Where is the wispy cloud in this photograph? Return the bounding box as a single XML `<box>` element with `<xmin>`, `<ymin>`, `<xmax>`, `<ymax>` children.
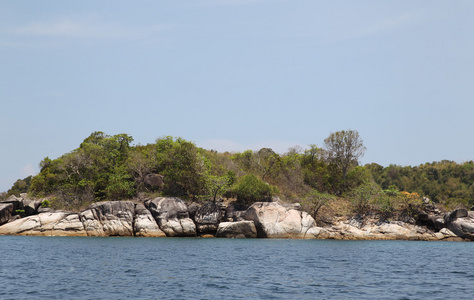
<box><xmin>2</xmin><ymin>16</ymin><xmax>169</xmax><ymax>45</ymax></box>
<box><xmin>318</xmin><ymin>11</ymin><xmax>422</xmax><ymax>45</ymax></box>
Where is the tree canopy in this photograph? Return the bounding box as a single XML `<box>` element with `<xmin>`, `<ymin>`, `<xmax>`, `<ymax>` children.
<box><xmin>4</xmin><ymin>130</ymin><xmax>473</xmax><ymax>214</ymax></box>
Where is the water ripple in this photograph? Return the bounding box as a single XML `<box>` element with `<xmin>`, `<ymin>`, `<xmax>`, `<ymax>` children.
<box><xmin>0</xmin><ymin>237</ymin><xmax>473</xmax><ymax>299</ymax></box>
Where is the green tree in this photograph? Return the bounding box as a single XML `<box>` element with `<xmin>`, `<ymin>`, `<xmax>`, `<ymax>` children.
<box><xmin>232</xmin><ymin>174</ymin><xmax>275</xmax><ymax>204</ymax></box>
<box><xmin>155</xmin><ymin>136</ymin><xmax>205</xmax><ymax>197</ymax></box>
<box><xmin>324</xmin><ymin>130</ymin><xmax>366</xmax><ymax>182</ymax></box>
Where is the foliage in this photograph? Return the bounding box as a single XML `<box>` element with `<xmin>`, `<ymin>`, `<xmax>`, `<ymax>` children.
<box><xmin>9</xmin><ymin>130</ymin><xmax>473</xmax><ymax>215</ymax></box>
<box><xmin>231</xmin><ymin>174</ymin><xmax>275</xmax><ymax>204</ymax></box>
<box><xmin>7</xmin><ymin>176</ymin><xmax>33</xmax><ymax>197</ymax></box>
<box><xmin>40</xmin><ymin>199</ymin><xmax>51</xmax><ymax>208</ymax></box>
<box><xmin>301</xmin><ymin>189</ymin><xmax>337</xmax><ymax>219</ymax></box>
<box><xmin>154</xmin><ymin>136</ymin><xmax>205</xmax><ymax>197</ymax></box>
<box><xmin>367</xmin><ymin>161</ymin><xmax>474</xmax><ymax>207</ymax></box>
<box><xmin>324</xmin><ymin>130</ymin><xmax>366</xmax><ymax>181</ymax></box>
<box><xmin>202</xmin><ymin>173</ymin><xmax>234</xmax><ymax>202</ymax></box>
<box><xmin>348</xmin><ymin>181</ymin><xmax>382</xmax><ymax>214</ymax></box>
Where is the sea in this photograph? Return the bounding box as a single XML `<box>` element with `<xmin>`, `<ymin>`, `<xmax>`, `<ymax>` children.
<box><xmin>0</xmin><ymin>236</ymin><xmax>472</xmax><ymax>299</ymax></box>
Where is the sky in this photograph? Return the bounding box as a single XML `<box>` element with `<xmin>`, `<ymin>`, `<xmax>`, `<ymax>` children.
<box><xmin>1</xmin><ymin>0</ymin><xmax>474</xmax><ymax>192</ymax></box>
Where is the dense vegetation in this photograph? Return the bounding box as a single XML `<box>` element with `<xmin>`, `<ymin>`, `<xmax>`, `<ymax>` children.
<box><xmin>2</xmin><ymin>131</ymin><xmax>473</xmax><ymax>217</ymax></box>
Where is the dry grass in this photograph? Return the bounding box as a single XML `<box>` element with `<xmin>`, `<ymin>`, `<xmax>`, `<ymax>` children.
<box><xmin>314</xmin><ymin>197</ymin><xmax>352</xmax><ymax>225</ymax></box>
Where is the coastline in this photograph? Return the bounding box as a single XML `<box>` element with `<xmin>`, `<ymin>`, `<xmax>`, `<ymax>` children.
<box><xmin>0</xmin><ymin>194</ymin><xmax>472</xmax><ymax>241</ymax></box>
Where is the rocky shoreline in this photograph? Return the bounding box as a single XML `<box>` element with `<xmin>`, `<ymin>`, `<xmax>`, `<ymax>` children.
<box><xmin>0</xmin><ymin>194</ymin><xmax>473</xmax><ymax>241</ymax></box>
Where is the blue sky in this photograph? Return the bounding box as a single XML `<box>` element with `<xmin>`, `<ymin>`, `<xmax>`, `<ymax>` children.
<box><xmin>1</xmin><ymin>0</ymin><xmax>474</xmax><ymax>192</ymax></box>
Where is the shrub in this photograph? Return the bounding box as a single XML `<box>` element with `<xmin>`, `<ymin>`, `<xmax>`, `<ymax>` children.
<box><xmin>40</xmin><ymin>199</ymin><xmax>51</xmax><ymax>208</ymax></box>
<box><xmin>301</xmin><ymin>190</ymin><xmax>337</xmax><ymax>219</ymax></box>
<box><xmin>232</xmin><ymin>174</ymin><xmax>275</xmax><ymax>204</ymax></box>
<box><xmin>348</xmin><ymin>181</ymin><xmax>381</xmax><ymax>214</ymax></box>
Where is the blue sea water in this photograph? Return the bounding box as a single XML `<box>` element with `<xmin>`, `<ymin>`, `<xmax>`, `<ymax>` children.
<box><xmin>0</xmin><ymin>236</ymin><xmax>472</xmax><ymax>299</ymax></box>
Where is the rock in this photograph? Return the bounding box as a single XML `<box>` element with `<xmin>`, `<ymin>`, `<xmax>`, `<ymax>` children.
<box><xmin>37</xmin><ymin>207</ymin><xmax>53</xmax><ymax>213</ymax></box>
<box><xmin>133</xmin><ymin>203</ymin><xmax>166</xmax><ymax>237</ymax></box>
<box><xmin>188</xmin><ymin>203</ymin><xmax>200</xmax><ymax>220</ymax></box>
<box><xmin>216</xmin><ymin>221</ymin><xmax>257</xmax><ymax>238</ymax></box>
<box><xmin>146</xmin><ymin>197</ymin><xmax>196</xmax><ymax>237</ymax></box>
<box><xmin>450</xmin><ymin>209</ymin><xmax>468</xmax><ymax>219</ymax></box>
<box><xmin>328</xmin><ymin>218</ymin><xmax>437</xmax><ymax>241</ymax></box>
<box><xmin>305</xmin><ymin>226</ymin><xmax>331</xmax><ymax>239</ymax></box>
<box><xmin>1</xmin><ymin>195</ymin><xmax>22</xmax><ymax>211</ymax></box>
<box><xmin>446</xmin><ymin>211</ymin><xmax>474</xmax><ymax>240</ymax></box>
<box><xmin>0</xmin><ymin>203</ymin><xmax>14</xmax><ymax>225</ymax></box>
<box><xmin>51</xmin><ymin>213</ymin><xmax>88</xmax><ymax>236</ymax></box>
<box><xmin>79</xmin><ymin>201</ymin><xmax>135</xmax><ymax>236</ymax></box>
<box><xmin>244</xmin><ymin>202</ymin><xmax>321</xmax><ymax>238</ymax></box>
<box><xmin>434</xmin><ymin>218</ymin><xmax>446</xmax><ymax>231</ymax></box>
<box><xmin>144</xmin><ymin>174</ymin><xmax>164</xmax><ymax>189</ymax></box>
<box><xmin>194</xmin><ymin>201</ymin><xmax>223</xmax><ymax>235</ymax></box>
<box><xmin>224</xmin><ymin>202</ymin><xmax>248</xmax><ymax>222</ymax></box>
<box><xmin>22</xmin><ymin>198</ymin><xmax>42</xmax><ymax>216</ymax></box>
<box><xmin>0</xmin><ymin>212</ymin><xmax>86</xmax><ymax>236</ymax></box>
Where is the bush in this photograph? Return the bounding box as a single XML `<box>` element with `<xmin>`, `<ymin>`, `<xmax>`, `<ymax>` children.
<box><xmin>232</xmin><ymin>174</ymin><xmax>275</xmax><ymax>204</ymax></box>
<box><xmin>301</xmin><ymin>190</ymin><xmax>337</xmax><ymax>219</ymax></box>
<box><xmin>40</xmin><ymin>199</ymin><xmax>51</xmax><ymax>208</ymax></box>
<box><xmin>348</xmin><ymin>181</ymin><xmax>381</xmax><ymax>214</ymax></box>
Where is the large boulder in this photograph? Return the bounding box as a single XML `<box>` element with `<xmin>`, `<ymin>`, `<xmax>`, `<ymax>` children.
<box><xmin>1</xmin><ymin>195</ymin><xmax>22</xmax><ymax>211</ymax></box>
<box><xmin>146</xmin><ymin>197</ymin><xmax>196</xmax><ymax>237</ymax></box>
<box><xmin>22</xmin><ymin>198</ymin><xmax>42</xmax><ymax>216</ymax></box>
<box><xmin>445</xmin><ymin>209</ymin><xmax>474</xmax><ymax>240</ymax></box>
<box><xmin>244</xmin><ymin>202</ymin><xmax>322</xmax><ymax>238</ymax></box>
<box><xmin>216</xmin><ymin>221</ymin><xmax>257</xmax><ymax>238</ymax></box>
<box><xmin>194</xmin><ymin>201</ymin><xmax>224</xmax><ymax>235</ymax></box>
<box><xmin>133</xmin><ymin>203</ymin><xmax>166</xmax><ymax>237</ymax></box>
<box><xmin>0</xmin><ymin>203</ymin><xmax>14</xmax><ymax>225</ymax></box>
<box><xmin>0</xmin><ymin>212</ymin><xmax>87</xmax><ymax>236</ymax></box>
<box><xmin>79</xmin><ymin>201</ymin><xmax>135</xmax><ymax>236</ymax></box>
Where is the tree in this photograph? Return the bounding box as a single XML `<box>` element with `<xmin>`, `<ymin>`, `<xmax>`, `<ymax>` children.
<box><xmin>232</xmin><ymin>174</ymin><xmax>275</xmax><ymax>204</ymax></box>
<box><xmin>154</xmin><ymin>136</ymin><xmax>204</xmax><ymax>197</ymax></box>
<box><xmin>324</xmin><ymin>130</ymin><xmax>366</xmax><ymax>180</ymax></box>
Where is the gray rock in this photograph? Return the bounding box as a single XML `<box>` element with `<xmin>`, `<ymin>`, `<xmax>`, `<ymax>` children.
<box><xmin>133</xmin><ymin>203</ymin><xmax>166</xmax><ymax>237</ymax></box>
<box><xmin>146</xmin><ymin>197</ymin><xmax>196</xmax><ymax>237</ymax></box>
<box><xmin>434</xmin><ymin>218</ymin><xmax>446</xmax><ymax>230</ymax></box>
<box><xmin>446</xmin><ymin>211</ymin><xmax>474</xmax><ymax>240</ymax></box>
<box><xmin>144</xmin><ymin>174</ymin><xmax>164</xmax><ymax>189</ymax></box>
<box><xmin>194</xmin><ymin>201</ymin><xmax>223</xmax><ymax>235</ymax></box>
<box><xmin>188</xmin><ymin>203</ymin><xmax>200</xmax><ymax>220</ymax></box>
<box><xmin>450</xmin><ymin>209</ymin><xmax>468</xmax><ymax>219</ymax></box>
<box><xmin>79</xmin><ymin>201</ymin><xmax>135</xmax><ymax>236</ymax></box>
<box><xmin>216</xmin><ymin>221</ymin><xmax>257</xmax><ymax>238</ymax></box>
<box><xmin>22</xmin><ymin>199</ymin><xmax>42</xmax><ymax>216</ymax></box>
<box><xmin>1</xmin><ymin>195</ymin><xmax>22</xmax><ymax>211</ymax></box>
<box><xmin>0</xmin><ymin>203</ymin><xmax>14</xmax><ymax>225</ymax></box>
<box><xmin>224</xmin><ymin>203</ymin><xmax>248</xmax><ymax>222</ymax></box>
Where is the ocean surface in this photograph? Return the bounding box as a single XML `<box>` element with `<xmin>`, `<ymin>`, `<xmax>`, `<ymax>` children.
<box><xmin>0</xmin><ymin>236</ymin><xmax>472</xmax><ymax>299</ymax></box>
